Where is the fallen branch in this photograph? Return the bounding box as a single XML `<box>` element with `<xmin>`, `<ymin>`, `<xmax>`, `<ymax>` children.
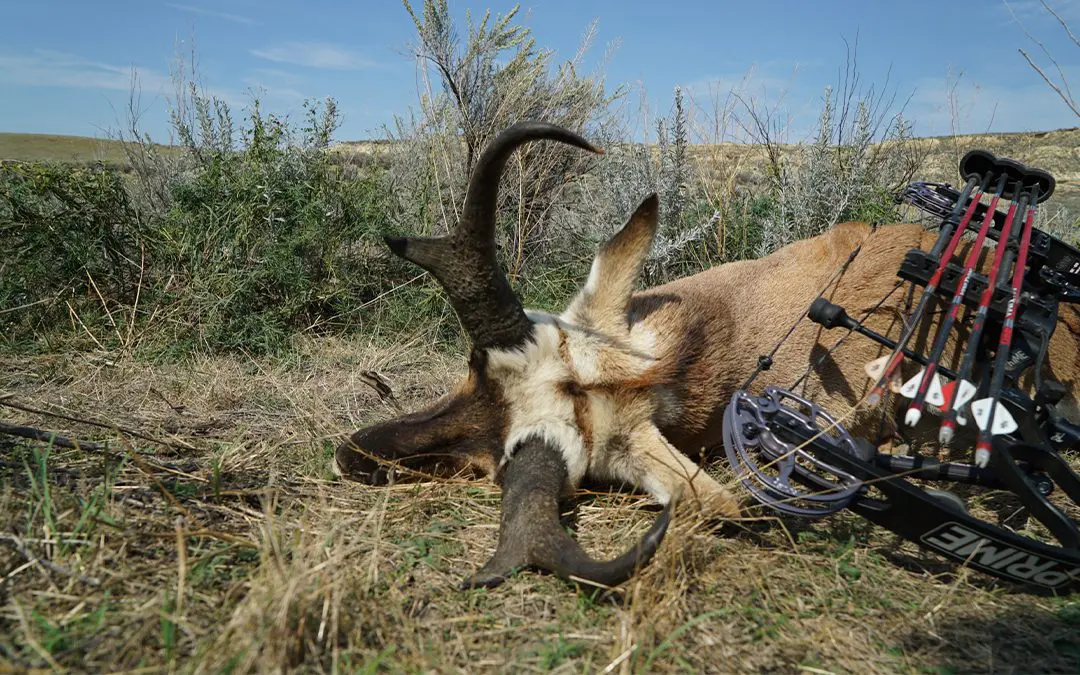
<box><xmin>0</xmin><ymin>421</ymin><xmax>103</xmax><ymax>451</ymax></box>
<box><xmin>0</xmin><ymin>397</ymin><xmax>196</xmax><ymax>451</ymax></box>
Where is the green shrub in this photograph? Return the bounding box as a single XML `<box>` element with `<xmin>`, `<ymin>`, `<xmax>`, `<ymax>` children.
<box><xmin>386</xmin><ymin>0</ymin><xmax>623</xmax><ymax>321</ymax></box>
<box><xmin>1</xmin><ymin>96</ymin><xmax>399</xmax><ymax>356</ymax></box>
<box><xmin>0</xmin><ymin>162</ymin><xmax>144</xmax><ymax>350</ymax></box>
<box><xmin>151</xmin><ymin>98</ymin><xmax>396</xmax><ymax>354</ymax></box>
<box><xmin>748</xmin><ymin>83</ymin><xmax>926</xmax><ymax>257</ymax></box>
<box><xmin>0</xmin><ymin>18</ymin><xmax>934</xmax><ymax>359</ymax></box>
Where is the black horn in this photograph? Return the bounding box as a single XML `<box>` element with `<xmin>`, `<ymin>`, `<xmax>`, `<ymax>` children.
<box><xmin>460</xmin><ymin>435</ymin><xmax>673</xmax><ymax>590</ymax></box>
<box><xmin>384</xmin><ymin>121</ymin><xmax>603</xmax><ymax>352</ymax></box>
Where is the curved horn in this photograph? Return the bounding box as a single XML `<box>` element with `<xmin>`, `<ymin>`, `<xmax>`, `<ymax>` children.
<box><xmin>385</xmin><ymin>122</ymin><xmax>604</xmax><ymax>352</ymax></box>
<box><xmin>460</xmin><ymin>435</ymin><xmax>672</xmax><ymax>590</ymax></box>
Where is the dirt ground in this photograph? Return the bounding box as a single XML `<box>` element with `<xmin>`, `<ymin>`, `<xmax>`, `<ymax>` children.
<box><xmin>1</xmin><ymin>337</ymin><xmax>1078</xmax><ymax>674</ymax></box>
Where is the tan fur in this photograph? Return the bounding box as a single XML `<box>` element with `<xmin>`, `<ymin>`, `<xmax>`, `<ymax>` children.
<box><xmin>339</xmin><ymin>213</ymin><xmax>1080</xmax><ymax>522</ymax></box>
<box><xmin>634</xmin><ymin>221</ymin><xmax>1079</xmax><ymax>456</ymax></box>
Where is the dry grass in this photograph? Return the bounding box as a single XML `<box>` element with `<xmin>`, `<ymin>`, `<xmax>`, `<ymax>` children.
<box><xmin>1</xmin><ymin>337</ymin><xmax>1079</xmax><ymax>674</ymax></box>
<box><xmin>673</xmin><ymin>126</ymin><xmax>1080</xmax><ymax>218</ymax></box>
<box><xmin>0</xmin><ymin>133</ymin><xmax>180</xmax><ymax>169</ymax></box>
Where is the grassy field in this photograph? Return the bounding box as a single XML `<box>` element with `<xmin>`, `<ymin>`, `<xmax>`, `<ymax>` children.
<box><xmin>0</xmin><ymin>133</ymin><xmax>147</xmax><ymax>167</ymax></box>
<box><xmin>2</xmin><ymin>127</ymin><xmax>1079</xmax><ymax>673</ymax></box>
<box><xmin>1</xmin><ymin>334</ymin><xmax>1078</xmax><ymax>674</ymax></box>
<box><xmin>5</xmin><ymin>127</ymin><xmax>1079</xmax><ymax>212</ymax></box>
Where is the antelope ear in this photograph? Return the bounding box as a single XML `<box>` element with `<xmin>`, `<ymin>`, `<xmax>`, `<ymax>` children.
<box><xmin>564</xmin><ymin>193</ymin><xmax>659</xmax><ymax>335</ymax></box>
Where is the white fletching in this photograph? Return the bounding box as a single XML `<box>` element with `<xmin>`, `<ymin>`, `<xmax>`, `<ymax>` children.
<box><xmin>970</xmin><ymin>398</ymin><xmax>1018</xmax><ymax>435</ymax></box>
<box><xmin>938</xmin><ymin>425</ymin><xmax>954</xmax><ymax>445</ymax></box>
<box><xmin>954</xmin><ymin>380</ymin><xmax>978</xmax><ymax>409</ymax></box>
<box><xmin>864</xmin><ymin>355</ymin><xmax>903</xmax><ymax>393</ymax></box>
<box><xmin>900</xmin><ymin>370</ymin><xmax>946</xmax><ymax>407</ymax></box>
<box><xmin>864</xmin><ymin>355</ymin><xmax>888</xmax><ymax>380</ymax></box>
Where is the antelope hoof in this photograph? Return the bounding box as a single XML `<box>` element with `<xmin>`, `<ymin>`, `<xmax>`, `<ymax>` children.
<box><xmin>676</xmin><ymin>486</ymin><xmax>741</xmax><ymax>520</ymax></box>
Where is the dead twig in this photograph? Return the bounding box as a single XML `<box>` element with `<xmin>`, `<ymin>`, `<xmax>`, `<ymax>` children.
<box><xmin>0</xmin><ymin>534</ymin><xmax>102</xmax><ymax>587</ymax></box>
<box><xmin>175</xmin><ymin>517</ymin><xmax>188</xmax><ymax>617</ymax></box>
<box><xmin>359</xmin><ymin>370</ymin><xmax>401</xmax><ymax>412</ymax></box>
<box><xmin>0</xmin><ymin>422</ymin><xmax>104</xmax><ymax>451</ymax></box>
<box><xmin>149</xmin><ymin>387</ymin><xmax>186</xmax><ymax>414</ymax></box>
<box><xmin>0</xmin><ymin>397</ymin><xmax>196</xmax><ymax>451</ymax></box>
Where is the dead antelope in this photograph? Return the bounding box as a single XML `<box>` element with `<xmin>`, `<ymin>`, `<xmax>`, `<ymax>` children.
<box><xmin>335</xmin><ymin>122</ymin><xmax>1080</xmax><ymax>589</ymax></box>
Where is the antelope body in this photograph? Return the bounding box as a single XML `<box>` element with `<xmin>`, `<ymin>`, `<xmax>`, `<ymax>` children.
<box><xmin>335</xmin><ymin>122</ymin><xmax>1080</xmax><ymax>589</ymax></box>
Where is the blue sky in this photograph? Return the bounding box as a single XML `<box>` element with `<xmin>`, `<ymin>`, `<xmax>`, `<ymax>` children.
<box><xmin>2</xmin><ymin>0</ymin><xmax>1080</xmax><ymax>143</ymax></box>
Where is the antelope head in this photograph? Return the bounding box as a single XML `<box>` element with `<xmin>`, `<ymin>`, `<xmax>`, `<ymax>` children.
<box><xmin>335</xmin><ymin>122</ymin><xmax>737</xmax><ymax>589</ymax></box>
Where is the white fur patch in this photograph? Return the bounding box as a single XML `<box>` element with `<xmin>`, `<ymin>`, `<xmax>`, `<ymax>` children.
<box><xmin>628</xmin><ymin>321</ymin><xmax>656</xmax><ymax>357</ymax></box>
<box><xmin>583</xmin><ymin>257</ymin><xmax>602</xmax><ymax>296</ymax></box>
<box><xmin>554</xmin><ymin>311</ymin><xmax>656</xmax><ymax>385</ymax></box>
<box><xmin>486</xmin><ymin>316</ymin><xmax>562</xmax><ymax>372</ymax></box>
<box><xmin>637</xmin><ymin>472</ymin><xmax>673</xmax><ymax>505</ymax></box>
<box><xmin>558</xmin><ymin>321</ymin><xmax>605</xmax><ymax>383</ymax></box>
<box><xmin>488</xmin><ymin>320</ymin><xmax>589</xmax><ymax>488</ymax></box>
<box><xmin>486</xmin><ymin>307</ymin><xmax>665</xmax><ymax>494</ymax></box>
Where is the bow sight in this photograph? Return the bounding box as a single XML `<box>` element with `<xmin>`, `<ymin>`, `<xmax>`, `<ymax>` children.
<box><xmin>723</xmin><ymin>149</ymin><xmax>1080</xmax><ymax>593</ymax></box>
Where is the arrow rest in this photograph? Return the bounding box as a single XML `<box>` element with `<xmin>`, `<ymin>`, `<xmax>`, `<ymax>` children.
<box><xmin>724</xmin><ymin>149</ymin><xmax>1080</xmax><ymax>594</ymax></box>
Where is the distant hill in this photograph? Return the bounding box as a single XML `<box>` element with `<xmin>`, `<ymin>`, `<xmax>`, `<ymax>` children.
<box><xmin>4</xmin><ymin>128</ymin><xmax>1079</xmax><ymax>216</ymax></box>
<box><xmin>0</xmin><ymin>132</ymin><xmax>151</xmax><ymax>167</ymax></box>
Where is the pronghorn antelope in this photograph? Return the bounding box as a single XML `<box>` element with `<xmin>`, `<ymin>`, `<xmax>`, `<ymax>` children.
<box><xmin>334</xmin><ymin>122</ymin><xmax>1080</xmax><ymax>589</ymax></box>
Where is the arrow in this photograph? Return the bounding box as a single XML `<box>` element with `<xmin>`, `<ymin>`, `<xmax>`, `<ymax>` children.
<box><xmin>864</xmin><ymin>355</ymin><xmax>902</xmax><ymax>393</ymax></box>
<box><xmin>902</xmin><ymin>172</ymin><xmax>1010</xmax><ymax>427</ymax></box>
<box><xmin>970</xmin><ymin>397</ymin><xmax>1019</xmax><ymax>435</ymax></box>
<box><xmin>866</xmin><ymin>172</ymin><xmax>991</xmax><ymax>407</ymax></box>
<box><xmin>939</xmin><ymin>189</ymin><xmax>1029</xmax><ymax>444</ymax></box>
<box><xmin>972</xmin><ymin>182</ymin><xmax>1041</xmax><ymax>467</ymax></box>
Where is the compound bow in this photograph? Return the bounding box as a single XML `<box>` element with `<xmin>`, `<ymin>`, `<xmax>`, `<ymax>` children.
<box><xmin>723</xmin><ymin>150</ymin><xmax>1080</xmax><ymax>594</ymax></box>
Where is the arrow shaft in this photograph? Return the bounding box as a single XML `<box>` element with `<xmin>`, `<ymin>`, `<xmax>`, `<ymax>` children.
<box><xmin>940</xmin><ymin>196</ymin><xmax>1027</xmax><ymax>434</ymax></box>
<box><xmin>906</xmin><ymin>178</ymin><xmax>1007</xmax><ymax>415</ymax></box>
<box><xmin>975</xmin><ymin>187</ymin><xmax>1039</xmax><ymax>454</ymax></box>
<box><xmin>868</xmin><ymin>176</ymin><xmax>989</xmax><ymax>403</ymax></box>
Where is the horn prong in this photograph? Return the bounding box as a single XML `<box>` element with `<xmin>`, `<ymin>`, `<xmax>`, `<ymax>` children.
<box><xmin>382</xmin><ymin>234</ymin><xmax>413</xmax><ymax>259</ymax></box>
<box><xmin>383</xmin><ymin>235</ymin><xmax>454</xmax><ymax>274</ymax></box>
<box><xmin>383</xmin><ymin>122</ymin><xmax>603</xmax><ymax>352</ymax></box>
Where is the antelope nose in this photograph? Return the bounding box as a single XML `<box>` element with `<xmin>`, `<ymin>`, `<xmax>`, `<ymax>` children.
<box><xmin>334</xmin><ymin>442</ymin><xmax>387</xmax><ymax>484</ymax></box>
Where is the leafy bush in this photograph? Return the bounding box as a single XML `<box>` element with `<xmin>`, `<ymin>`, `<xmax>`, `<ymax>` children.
<box><xmin>0</xmin><ymin>7</ymin><xmax>933</xmax><ymax>359</ymax></box>
<box><xmin>1</xmin><ymin>95</ymin><xmax>396</xmax><ymax>356</ymax></box>
<box><xmin>151</xmin><ymin>97</ymin><xmax>395</xmax><ymax>354</ymax></box>
<box><xmin>744</xmin><ymin>76</ymin><xmax>926</xmax><ymax>257</ymax></box>
<box><xmin>385</xmin><ymin>0</ymin><xmax>623</xmax><ymax>314</ymax></box>
<box><xmin>0</xmin><ymin>162</ymin><xmax>143</xmax><ymax>349</ymax></box>
<box><xmin>584</xmin><ymin>86</ymin><xmax>741</xmax><ymax>286</ymax></box>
